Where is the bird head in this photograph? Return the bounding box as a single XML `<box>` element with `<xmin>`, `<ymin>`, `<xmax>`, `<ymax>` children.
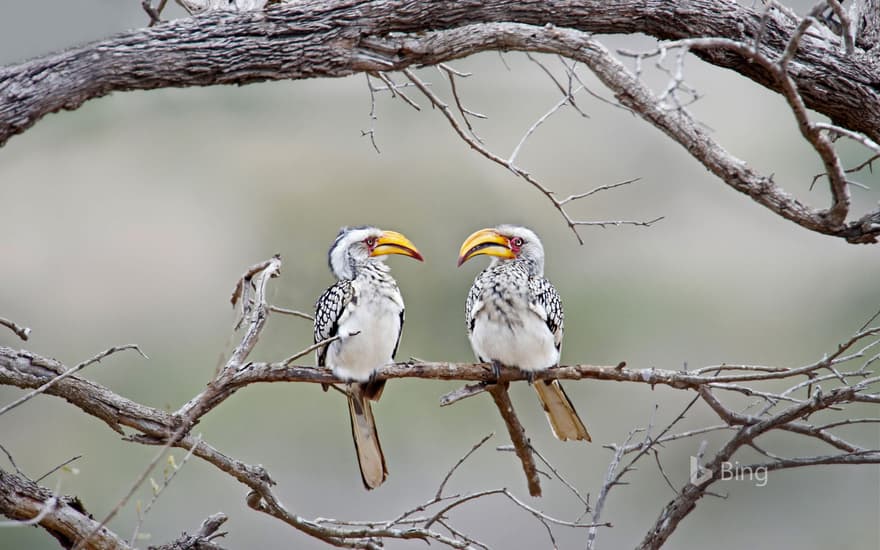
<box><xmin>328</xmin><ymin>226</ymin><xmax>423</xmax><ymax>280</ymax></box>
<box><xmin>457</xmin><ymin>224</ymin><xmax>544</xmax><ymax>275</ymax></box>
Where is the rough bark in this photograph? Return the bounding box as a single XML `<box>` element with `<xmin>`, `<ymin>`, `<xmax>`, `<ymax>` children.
<box><xmin>0</xmin><ymin>468</ymin><xmax>132</xmax><ymax>550</ymax></box>
<box><xmin>1</xmin><ymin>0</ymin><xmax>879</xmax><ymax>146</ymax></box>
<box><xmin>1</xmin><ymin>254</ymin><xmax>879</xmax><ymax>549</ymax></box>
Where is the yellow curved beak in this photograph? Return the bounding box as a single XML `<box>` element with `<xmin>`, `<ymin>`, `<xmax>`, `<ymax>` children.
<box><xmin>457</xmin><ymin>228</ymin><xmax>513</xmax><ymax>266</ymax></box>
<box><xmin>371</xmin><ymin>230</ymin><xmax>424</xmax><ymax>261</ymax></box>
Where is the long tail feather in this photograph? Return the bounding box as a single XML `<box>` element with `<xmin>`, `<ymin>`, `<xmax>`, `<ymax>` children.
<box><xmin>533</xmin><ymin>379</ymin><xmax>591</xmax><ymax>442</ymax></box>
<box><xmin>348</xmin><ymin>384</ymin><xmax>389</xmax><ymax>489</ymax></box>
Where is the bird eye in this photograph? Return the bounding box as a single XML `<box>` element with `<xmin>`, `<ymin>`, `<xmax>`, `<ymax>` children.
<box><xmin>365</xmin><ymin>237</ymin><xmax>376</xmax><ymax>247</ymax></box>
<box><xmin>511</xmin><ymin>237</ymin><xmax>524</xmax><ymax>247</ymax></box>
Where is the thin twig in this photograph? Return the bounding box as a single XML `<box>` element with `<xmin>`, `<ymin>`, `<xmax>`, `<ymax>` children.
<box><xmin>362</xmin><ymin>73</ymin><xmax>381</xmax><ymax>154</ymax></box>
<box><xmin>283</xmin><ymin>334</ymin><xmax>350</xmax><ymax>366</ymax></box>
<box><xmin>435</xmin><ymin>433</ymin><xmax>494</xmax><ymax>499</ymax></box>
<box><xmin>509</xmin><ymin>89</ymin><xmax>580</xmax><ymax>165</ymax></box>
<box><xmin>525</xmin><ymin>52</ymin><xmax>589</xmax><ymax>117</ymax></box>
<box><xmin>130</xmin><ymin>435</ymin><xmax>203</xmax><ymax>544</ymax></box>
<box><xmin>0</xmin><ymin>443</ymin><xmax>25</xmax><ymax>478</ymax></box>
<box><xmin>376</xmin><ymin>72</ymin><xmax>421</xmax><ymax>111</ymax></box>
<box><xmin>557</xmin><ymin>177</ymin><xmax>642</xmax><ymax>205</ymax></box>
<box><xmin>586</xmin><ymin>428</ymin><xmax>640</xmax><ymax>550</ymax></box>
<box><xmin>0</xmin><ymin>344</ymin><xmax>147</xmax><ymax>417</ymax></box>
<box><xmin>824</xmin><ymin>0</ymin><xmax>854</xmax><ymax>55</ymax></box>
<box><xmin>530</xmin><ymin>445</ymin><xmax>591</xmax><ymax>514</ymax></box>
<box><xmin>141</xmin><ymin>0</ymin><xmax>168</xmax><ymax>27</ymax></box>
<box><xmin>0</xmin><ymin>317</ymin><xmax>30</xmax><ymax>341</ymax></box>
<box><xmin>268</xmin><ymin>305</ymin><xmax>314</xmax><ymax>321</ymax></box>
<box><xmin>403</xmin><ymin>67</ymin><xmax>659</xmax><ymax>244</ymax></box>
<box><xmin>438</xmin><ymin>63</ymin><xmax>486</xmax><ymax>144</ymax></box>
<box><xmin>34</xmin><ymin>455</ymin><xmax>82</xmax><ymax>484</ymax></box>
<box><xmin>71</xmin><ymin>423</ymin><xmax>196</xmax><ymax>550</ymax></box>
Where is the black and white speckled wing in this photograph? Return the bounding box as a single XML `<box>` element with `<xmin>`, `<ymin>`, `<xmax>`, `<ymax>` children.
<box><xmin>465</xmin><ymin>272</ymin><xmax>486</xmax><ymax>335</ymax></box>
<box><xmin>391</xmin><ymin>308</ymin><xmax>405</xmax><ymax>360</ymax></box>
<box><xmin>528</xmin><ymin>276</ymin><xmax>564</xmax><ymax>351</ymax></box>
<box><xmin>314</xmin><ymin>279</ymin><xmax>355</xmax><ymax>367</ymax></box>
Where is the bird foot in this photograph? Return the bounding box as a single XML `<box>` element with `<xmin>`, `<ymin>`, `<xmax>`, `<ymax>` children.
<box><xmin>491</xmin><ymin>360</ymin><xmax>503</xmax><ymax>384</ymax></box>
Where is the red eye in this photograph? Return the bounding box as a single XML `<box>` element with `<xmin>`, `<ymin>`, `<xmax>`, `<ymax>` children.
<box><xmin>365</xmin><ymin>237</ymin><xmax>376</xmax><ymax>247</ymax></box>
<box><xmin>511</xmin><ymin>237</ymin><xmax>524</xmax><ymax>247</ymax></box>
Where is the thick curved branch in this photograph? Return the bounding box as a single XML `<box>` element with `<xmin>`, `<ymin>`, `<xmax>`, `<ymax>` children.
<box><xmin>637</xmin><ymin>382</ymin><xmax>880</xmax><ymax>549</ymax></box>
<box><xmin>2</xmin><ymin>0</ymin><xmax>878</xmax><ymax>145</ymax></box>
<box><xmin>0</xmin><ymin>468</ymin><xmax>132</xmax><ymax>550</ymax></box>
<box><xmin>3</xmin><ymin>2</ymin><xmax>877</xmax><ymax>243</ymax></box>
<box><xmin>2</xmin><ymin>257</ymin><xmax>877</xmax><ymax>548</ymax></box>
<box><xmin>0</xmin><ymin>468</ymin><xmax>229</xmax><ymax>550</ymax></box>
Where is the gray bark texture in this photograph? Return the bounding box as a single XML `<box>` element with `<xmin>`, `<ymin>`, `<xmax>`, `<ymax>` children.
<box><xmin>0</xmin><ymin>468</ymin><xmax>132</xmax><ymax>550</ymax></box>
<box><xmin>1</xmin><ymin>0</ymin><xmax>878</xmax><ymax>145</ymax></box>
<box><xmin>2</xmin><ymin>1</ymin><xmax>879</xmax><ymax>244</ymax></box>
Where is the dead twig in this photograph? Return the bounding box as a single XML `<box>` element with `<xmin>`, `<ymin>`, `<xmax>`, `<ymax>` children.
<box><xmin>0</xmin><ymin>344</ymin><xmax>147</xmax><ymax>417</ymax></box>
<box><xmin>0</xmin><ymin>317</ymin><xmax>30</xmax><ymax>341</ymax></box>
<box><xmin>486</xmin><ymin>383</ymin><xmax>542</xmax><ymax>497</ymax></box>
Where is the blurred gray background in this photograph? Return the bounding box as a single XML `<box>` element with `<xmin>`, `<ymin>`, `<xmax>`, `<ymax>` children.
<box><xmin>1</xmin><ymin>2</ymin><xmax>878</xmax><ymax>549</ymax></box>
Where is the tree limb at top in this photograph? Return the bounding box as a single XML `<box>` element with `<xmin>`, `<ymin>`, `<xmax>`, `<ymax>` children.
<box><xmin>1</xmin><ymin>0</ymin><xmax>879</xmax><ymax>147</ymax></box>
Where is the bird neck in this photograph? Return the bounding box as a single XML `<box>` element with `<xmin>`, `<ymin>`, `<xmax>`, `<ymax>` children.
<box><xmin>491</xmin><ymin>256</ymin><xmax>543</xmax><ymax>278</ymax></box>
<box><xmin>350</xmin><ymin>258</ymin><xmax>392</xmax><ymax>281</ymax></box>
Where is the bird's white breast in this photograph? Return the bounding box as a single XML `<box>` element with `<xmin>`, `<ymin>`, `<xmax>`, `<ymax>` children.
<box><xmin>326</xmin><ymin>281</ymin><xmax>403</xmax><ymax>381</ymax></box>
<box><xmin>469</xmin><ymin>296</ymin><xmax>558</xmax><ymax>372</ymax></box>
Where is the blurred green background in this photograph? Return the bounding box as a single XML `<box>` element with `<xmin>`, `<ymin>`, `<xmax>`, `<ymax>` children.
<box><xmin>1</xmin><ymin>2</ymin><xmax>878</xmax><ymax>549</ymax></box>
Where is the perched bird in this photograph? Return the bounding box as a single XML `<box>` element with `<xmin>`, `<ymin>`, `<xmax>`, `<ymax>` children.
<box><xmin>457</xmin><ymin>225</ymin><xmax>591</xmax><ymax>442</ymax></box>
<box><xmin>314</xmin><ymin>226</ymin><xmax>423</xmax><ymax>489</ymax></box>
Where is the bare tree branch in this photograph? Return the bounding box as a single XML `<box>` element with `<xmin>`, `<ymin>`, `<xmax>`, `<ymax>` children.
<box><xmin>2</xmin><ymin>1</ymin><xmax>877</xmax><ymax>145</ymax></box>
<box><xmin>3</xmin><ymin>2</ymin><xmax>879</xmax><ymax>242</ymax></box>
<box><xmin>0</xmin><ymin>468</ymin><xmax>133</xmax><ymax>549</ymax></box>
<box><xmin>0</xmin><ymin>317</ymin><xmax>30</xmax><ymax>341</ymax></box>
<box><xmin>0</xmin><ymin>344</ymin><xmax>147</xmax><ymax>417</ymax></box>
<box><xmin>486</xmin><ymin>383</ymin><xmax>542</xmax><ymax>497</ymax></box>
<box><xmin>148</xmin><ymin>512</ymin><xmax>229</xmax><ymax>550</ymax></box>
<box><xmin>1</xmin><ymin>256</ymin><xmax>877</xmax><ymax>549</ymax></box>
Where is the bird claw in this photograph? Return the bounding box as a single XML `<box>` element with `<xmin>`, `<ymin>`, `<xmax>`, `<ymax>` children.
<box><xmin>491</xmin><ymin>360</ymin><xmax>503</xmax><ymax>383</ymax></box>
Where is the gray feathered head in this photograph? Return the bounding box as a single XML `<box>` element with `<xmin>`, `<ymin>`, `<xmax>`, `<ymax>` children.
<box><xmin>457</xmin><ymin>224</ymin><xmax>545</xmax><ymax>277</ymax></box>
<box><xmin>328</xmin><ymin>226</ymin><xmax>423</xmax><ymax>280</ymax></box>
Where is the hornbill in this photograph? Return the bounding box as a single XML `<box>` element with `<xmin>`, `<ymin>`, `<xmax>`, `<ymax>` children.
<box><xmin>314</xmin><ymin>226</ymin><xmax>423</xmax><ymax>489</ymax></box>
<box><xmin>458</xmin><ymin>225</ymin><xmax>591</xmax><ymax>442</ymax></box>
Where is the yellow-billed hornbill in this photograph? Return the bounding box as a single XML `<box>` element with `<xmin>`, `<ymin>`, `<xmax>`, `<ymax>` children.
<box><xmin>314</xmin><ymin>226</ymin><xmax>423</xmax><ymax>489</ymax></box>
<box><xmin>458</xmin><ymin>225</ymin><xmax>591</xmax><ymax>442</ymax></box>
